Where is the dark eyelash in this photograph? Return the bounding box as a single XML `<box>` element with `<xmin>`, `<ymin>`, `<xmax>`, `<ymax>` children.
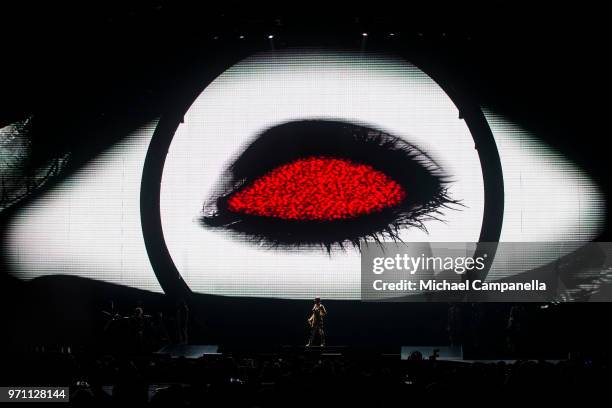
<box><xmin>199</xmin><ymin>120</ymin><xmax>460</xmax><ymax>252</ymax></box>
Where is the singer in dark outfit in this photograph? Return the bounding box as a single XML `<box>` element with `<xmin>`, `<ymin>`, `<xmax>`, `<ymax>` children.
<box><xmin>306</xmin><ymin>297</ymin><xmax>327</xmax><ymax>347</ymax></box>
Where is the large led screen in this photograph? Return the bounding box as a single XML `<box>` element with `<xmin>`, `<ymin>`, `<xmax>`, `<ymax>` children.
<box><xmin>2</xmin><ymin>49</ymin><xmax>605</xmax><ymax>299</ymax></box>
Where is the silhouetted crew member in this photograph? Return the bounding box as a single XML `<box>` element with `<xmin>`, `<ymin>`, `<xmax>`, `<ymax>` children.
<box><xmin>176</xmin><ymin>299</ymin><xmax>190</xmax><ymax>345</ymax></box>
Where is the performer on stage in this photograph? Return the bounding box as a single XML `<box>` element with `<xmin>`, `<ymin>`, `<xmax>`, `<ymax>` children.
<box><xmin>306</xmin><ymin>297</ymin><xmax>327</xmax><ymax>347</ymax></box>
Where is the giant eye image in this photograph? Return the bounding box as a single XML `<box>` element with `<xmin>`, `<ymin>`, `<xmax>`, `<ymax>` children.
<box><xmin>2</xmin><ymin>48</ymin><xmax>604</xmax><ymax>300</ymax></box>
<box><xmin>199</xmin><ymin>120</ymin><xmax>451</xmax><ymax>250</ymax></box>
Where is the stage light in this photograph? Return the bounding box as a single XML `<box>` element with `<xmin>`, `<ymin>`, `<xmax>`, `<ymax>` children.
<box><xmin>362</xmin><ymin>32</ymin><xmax>368</xmax><ymax>37</ymax></box>
<box><xmin>268</xmin><ymin>34</ymin><xmax>274</xmax><ymax>39</ymax></box>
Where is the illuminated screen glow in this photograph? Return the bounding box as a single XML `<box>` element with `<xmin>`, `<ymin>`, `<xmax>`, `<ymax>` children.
<box><xmin>160</xmin><ymin>50</ymin><xmax>485</xmax><ymax>298</ymax></box>
<box><xmin>1</xmin><ymin>49</ymin><xmax>605</xmax><ymax>299</ymax></box>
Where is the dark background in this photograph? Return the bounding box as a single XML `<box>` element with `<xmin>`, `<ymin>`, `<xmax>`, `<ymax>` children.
<box><xmin>0</xmin><ymin>3</ymin><xmax>610</xmax><ymax>358</ymax></box>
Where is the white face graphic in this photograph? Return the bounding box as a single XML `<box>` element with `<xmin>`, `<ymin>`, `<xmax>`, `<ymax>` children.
<box><xmin>2</xmin><ymin>49</ymin><xmax>605</xmax><ymax>298</ymax></box>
